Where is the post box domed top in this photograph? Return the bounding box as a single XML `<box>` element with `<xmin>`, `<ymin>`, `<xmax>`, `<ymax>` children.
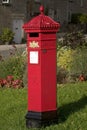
<box><xmin>23</xmin><ymin>6</ymin><xmax>60</xmax><ymax>33</ymax></box>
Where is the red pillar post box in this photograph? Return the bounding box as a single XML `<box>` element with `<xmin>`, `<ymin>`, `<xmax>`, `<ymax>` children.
<box><xmin>23</xmin><ymin>6</ymin><xmax>60</xmax><ymax>128</ymax></box>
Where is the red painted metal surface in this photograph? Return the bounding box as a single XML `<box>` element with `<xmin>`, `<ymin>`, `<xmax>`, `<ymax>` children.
<box><xmin>23</xmin><ymin>6</ymin><xmax>60</xmax><ymax>112</ymax></box>
<box><xmin>23</xmin><ymin>6</ymin><xmax>60</xmax><ymax>33</ymax></box>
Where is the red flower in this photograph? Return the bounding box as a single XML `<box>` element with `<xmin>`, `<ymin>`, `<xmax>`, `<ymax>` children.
<box><xmin>79</xmin><ymin>74</ymin><xmax>85</xmax><ymax>81</ymax></box>
<box><xmin>12</xmin><ymin>79</ymin><xmax>23</xmax><ymax>88</ymax></box>
<box><xmin>0</xmin><ymin>75</ymin><xmax>23</xmax><ymax>88</ymax></box>
<box><xmin>2</xmin><ymin>79</ymin><xmax>7</xmax><ymax>85</ymax></box>
<box><xmin>7</xmin><ymin>75</ymin><xmax>14</xmax><ymax>82</ymax></box>
<box><xmin>0</xmin><ymin>79</ymin><xmax>7</xmax><ymax>87</ymax></box>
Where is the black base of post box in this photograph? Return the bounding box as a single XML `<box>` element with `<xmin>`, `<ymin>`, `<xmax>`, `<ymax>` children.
<box><xmin>25</xmin><ymin>110</ymin><xmax>58</xmax><ymax>128</ymax></box>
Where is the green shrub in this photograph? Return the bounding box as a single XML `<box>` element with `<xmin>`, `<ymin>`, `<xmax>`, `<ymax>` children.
<box><xmin>70</xmin><ymin>46</ymin><xmax>87</xmax><ymax>77</ymax></box>
<box><xmin>71</xmin><ymin>13</ymin><xmax>86</xmax><ymax>24</ymax></box>
<box><xmin>57</xmin><ymin>46</ymin><xmax>76</xmax><ymax>83</ymax></box>
<box><xmin>78</xmin><ymin>14</ymin><xmax>87</xmax><ymax>24</ymax></box>
<box><xmin>57</xmin><ymin>30</ymin><xmax>86</xmax><ymax>49</ymax></box>
<box><xmin>22</xmin><ymin>65</ymin><xmax>27</xmax><ymax>87</ymax></box>
<box><xmin>0</xmin><ymin>28</ymin><xmax>14</xmax><ymax>44</ymax></box>
<box><xmin>57</xmin><ymin>45</ymin><xmax>87</xmax><ymax>83</ymax></box>
<box><xmin>0</xmin><ymin>46</ymin><xmax>27</xmax><ymax>87</ymax></box>
<box><xmin>57</xmin><ymin>46</ymin><xmax>74</xmax><ymax>73</ymax></box>
<box><xmin>57</xmin><ymin>66</ymin><xmax>68</xmax><ymax>84</ymax></box>
<box><xmin>0</xmin><ymin>53</ymin><xmax>26</xmax><ymax>80</ymax></box>
<box><xmin>71</xmin><ymin>13</ymin><xmax>82</xmax><ymax>24</ymax></box>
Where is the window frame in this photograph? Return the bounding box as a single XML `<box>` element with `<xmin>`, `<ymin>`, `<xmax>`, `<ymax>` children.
<box><xmin>80</xmin><ymin>0</ymin><xmax>83</xmax><ymax>7</ymax></box>
<box><xmin>2</xmin><ymin>0</ymin><xmax>9</xmax><ymax>4</ymax></box>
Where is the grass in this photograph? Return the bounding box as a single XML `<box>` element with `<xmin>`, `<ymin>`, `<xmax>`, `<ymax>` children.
<box><xmin>0</xmin><ymin>82</ymin><xmax>87</xmax><ymax>130</ymax></box>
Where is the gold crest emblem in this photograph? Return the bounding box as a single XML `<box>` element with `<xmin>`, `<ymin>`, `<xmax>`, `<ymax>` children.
<box><xmin>29</xmin><ymin>41</ymin><xmax>39</xmax><ymax>48</ymax></box>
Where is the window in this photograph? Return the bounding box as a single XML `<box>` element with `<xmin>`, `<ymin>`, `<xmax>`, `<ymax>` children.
<box><xmin>56</xmin><ymin>9</ymin><xmax>60</xmax><ymax>22</ymax></box>
<box><xmin>48</xmin><ymin>9</ymin><xmax>55</xmax><ymax>19</ymax></box>
<box><xmin>80</xmin><ymin>0</ymin><xmax>83</xmax><ymax>7</ymax></box>
<box><xmin>2</xmin><ymin>0</ymin><xmax>9</xmax><ymax>4</ymax></box>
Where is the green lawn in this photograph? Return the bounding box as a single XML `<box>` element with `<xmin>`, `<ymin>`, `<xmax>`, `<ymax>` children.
<box><xmin>0</xmin><ymin>82</ymin><xmax>87</xmax><ymax>130</ymax></box>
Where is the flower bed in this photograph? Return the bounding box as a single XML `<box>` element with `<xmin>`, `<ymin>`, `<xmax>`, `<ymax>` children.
<box><xmin>0</xmin><ymin>75</ymin><xmax>23</xmax><ymax>89</ymax></box>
